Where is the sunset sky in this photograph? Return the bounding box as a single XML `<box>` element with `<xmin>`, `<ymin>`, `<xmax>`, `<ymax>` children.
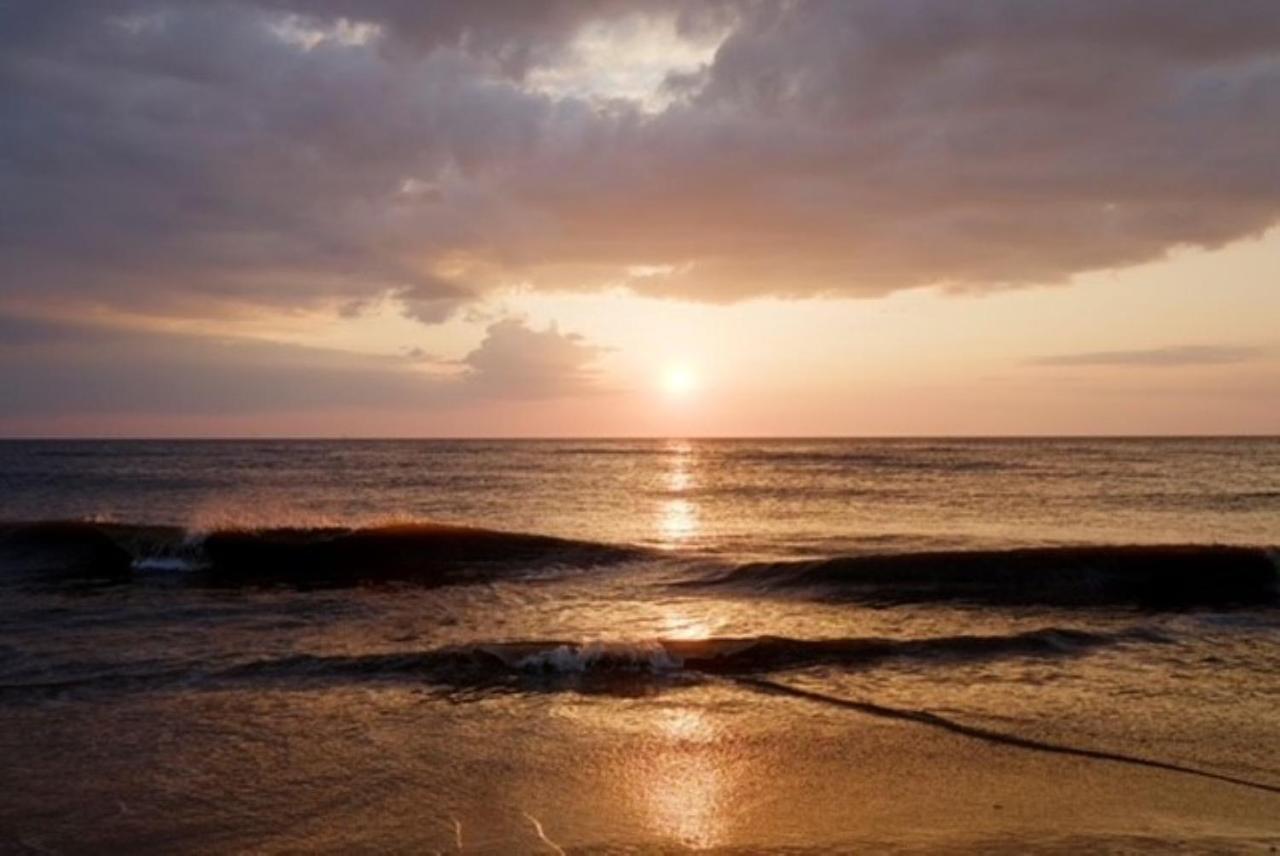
<box><xmin>2</xmin><ymin>1</ymin><xmax>1278</xmax><ymax>436</ymax></box>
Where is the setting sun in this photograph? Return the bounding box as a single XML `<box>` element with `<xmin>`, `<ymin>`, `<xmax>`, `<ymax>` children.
<box><xmin>662</xmin><ymin>366</ymin><xmax>699</xmax><ymax>397</ymax></box>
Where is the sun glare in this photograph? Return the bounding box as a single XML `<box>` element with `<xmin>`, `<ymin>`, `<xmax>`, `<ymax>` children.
<box><xmin>662</xmin><ymin>366</ymin><xmax>698</xmax><ymax>397</ymax></box>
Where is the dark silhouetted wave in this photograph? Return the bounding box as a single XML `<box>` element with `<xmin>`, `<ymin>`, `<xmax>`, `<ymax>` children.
<box><xmin>5</xmin><ymin>521</ymin><xmax>1276</xmax><ymax>606</ymax></box>
<box><xmin>685</xmin><ymin>545</ymin><xmax>1279</xmax><ymax>608</ymax></box>
<box><xmin>0</xmin><ymin>520</ymin><xmax>643</xmax><ymax>587</ymax></box>
<box><xmin>0</xmin><ymin>521</ymin><xmax>136</xmax><ymax>581</ymax></box>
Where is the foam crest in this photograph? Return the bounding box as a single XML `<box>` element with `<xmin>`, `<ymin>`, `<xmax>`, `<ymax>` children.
<box><xmin>500</xmin><ymin>641</ymin><xmax>683</xmax><ymax>673</ymax></box>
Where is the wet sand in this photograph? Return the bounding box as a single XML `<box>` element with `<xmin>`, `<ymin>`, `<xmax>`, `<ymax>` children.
<box><xmin>3</xmin><ymin>682</ymin><xmax>1277</xmax><ymax>854</ymax></box>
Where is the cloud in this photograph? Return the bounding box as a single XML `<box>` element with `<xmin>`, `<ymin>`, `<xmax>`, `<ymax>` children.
<box><xmin>461</xmin><ymin>317</ymin><xmax>607</xmax><ymax>398</ymax></box>
<box><xmin>2</xmin><ymin>0</ymin><xmax>1279</xmax><ymax>323</ymax></box>
<box><xmin>0</xmin><ymin>314</ymin><xmax>606</xmax><ymax>420</ymax></box>
<box><xmin>396</xmin><ymin>277</ymin><xmax>476</xmax><ymax>324</ymax></box>
<box><xmin>1028</xmin><ymin>345</ymin><xmax>1263</xmax><ymax>368</ymax></box>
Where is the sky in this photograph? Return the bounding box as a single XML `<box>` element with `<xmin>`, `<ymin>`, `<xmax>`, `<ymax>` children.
<box><xmin>1</xmin><ymin>0</ymin><xmax>1278</xmax><ymax>437</ymax></box>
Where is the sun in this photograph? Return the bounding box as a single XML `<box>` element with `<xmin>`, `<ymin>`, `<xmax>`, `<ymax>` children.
<box><xmin>662</xmin><ymin>365</ymin><xmax>699</xmax><ymax>397</ymax></box>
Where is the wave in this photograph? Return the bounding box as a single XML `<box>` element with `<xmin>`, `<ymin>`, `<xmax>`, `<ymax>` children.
<box><xmin>684</xmin><ymin>545</ymin><xmax>1279</xmax><ymax>609</ymax></box>
<box><xmin>210</xmin><ymin>626</ymin><xmax>1169</xmax><ymax>682</ymax></box>
<box><xmin>5</xmin><ymin>521</ymin><xmax>1275</xmax><ymax>607</ymax></box>
<box><xmin>0</xmin><ymin>520</ymin><xmax>642</xmax><ymax>587</ymax></box>
<box><xmin>0</xmin><ymin>627</ymin><xmax>1156</xmax><ymax>702</ymax></box>
<box><xmin>454</xmin><ymin>626</ymin><xmax>1161</xmax><ymax>678</ymax></box>
<box><xmin>0</xmin><ymin>521</ymin><xmax>137</xmax><ymax>581</ymax></box>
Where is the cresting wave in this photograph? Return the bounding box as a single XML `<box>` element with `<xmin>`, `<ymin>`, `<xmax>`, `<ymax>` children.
<box><xmin>685</xmin><ymin>544</ymin><xmax>1280</xmax><ymax>608</ymax></box>
<box><xmin>0</xmin><ymin>627</ymin><xmax>1159</xmax><ymax>702</ymax></box>
<box><xmin>0</xmin><ymin>520</ymin><xmax>642</xmax><ymax>587</ymax></box>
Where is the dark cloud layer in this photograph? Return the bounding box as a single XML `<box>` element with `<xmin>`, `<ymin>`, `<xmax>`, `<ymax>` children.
<box><xmin>3</xmin><ymin>0</ymin><xmax>1278</xmax><ymax>321</ymax></box>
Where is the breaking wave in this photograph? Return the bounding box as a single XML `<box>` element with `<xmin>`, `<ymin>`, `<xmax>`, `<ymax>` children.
<box><xmin>0</xmin><ymin>520</ymin><xmax>643</xmax><ymax>587</ymax></box>
<box><xmin>437</xmin><ymin>626</ymin><xmax>1161</xmax><ymax>678</ymax></box>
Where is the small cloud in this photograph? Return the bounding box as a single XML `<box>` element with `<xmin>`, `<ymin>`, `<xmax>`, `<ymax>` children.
<box><xmin>1027</xmin><ymin>345</ymin><xmax>1262</xmax><ymax>368</ymax></box>
<box><xmin>461</xmin><ymin>317</ymin><xmax>607</xmax><ymax>398</ymax></box>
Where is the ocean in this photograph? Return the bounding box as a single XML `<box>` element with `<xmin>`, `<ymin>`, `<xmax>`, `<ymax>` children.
<box><xmin>1</xmin><ymin>438</ymin><xmax>1278</xmax><ymax>852</ymax></box>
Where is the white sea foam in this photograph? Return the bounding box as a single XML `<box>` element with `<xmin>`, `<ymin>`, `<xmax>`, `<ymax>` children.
<box><xmin>509</xmin><ymin>641</ymin><xmax>683</xmax><ymax>673</ymax></box>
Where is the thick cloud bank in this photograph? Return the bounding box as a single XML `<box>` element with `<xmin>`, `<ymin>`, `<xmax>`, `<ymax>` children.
<box><xmin>3</xmin><ymin>0</ymin><xmax>1279</xmax><ymax>319</ymax></box>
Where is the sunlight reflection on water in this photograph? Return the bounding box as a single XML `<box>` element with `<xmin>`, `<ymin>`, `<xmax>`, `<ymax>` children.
<box><xmin>659</xmin><ymin>498</ymin><xmax>699</xmax><ymax>544</ymax></box>
<box><xmin>637</xmin><ymin>706</ymin><xmax>727</xmax><ymax>849</ymax></box>
<box><xmin>658</xmin><ymin>440</ymin><xmax>700</xmax><ymax>546</ymax></box>
<box><xmin>659</xmin><ymin>609</ymin><xmax>718</xmax><ymax>640</ymax></box>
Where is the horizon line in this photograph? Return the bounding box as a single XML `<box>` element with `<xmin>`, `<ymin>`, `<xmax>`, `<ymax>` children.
<box><xmin>1</xmin><ymin>433</ymin><xmax>1277</xmax><ymax>442</ymax></box>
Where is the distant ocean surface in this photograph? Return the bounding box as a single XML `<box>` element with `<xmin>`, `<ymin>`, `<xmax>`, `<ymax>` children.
<box><xmin>4</xmin><ymin>437</ymin><xmax>1280</xmax><ymax>553</ymax></box>
<box><xmin>2</xmin><ymin>438</ymin><xmax>1279</xmax><ymax>852</ymax></box>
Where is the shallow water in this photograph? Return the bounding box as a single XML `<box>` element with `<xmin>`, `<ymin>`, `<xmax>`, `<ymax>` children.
<box><xmin>1</xmin><ymin>438</ymin><xmax>1278</xmax><ymax>852</ymax></box>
